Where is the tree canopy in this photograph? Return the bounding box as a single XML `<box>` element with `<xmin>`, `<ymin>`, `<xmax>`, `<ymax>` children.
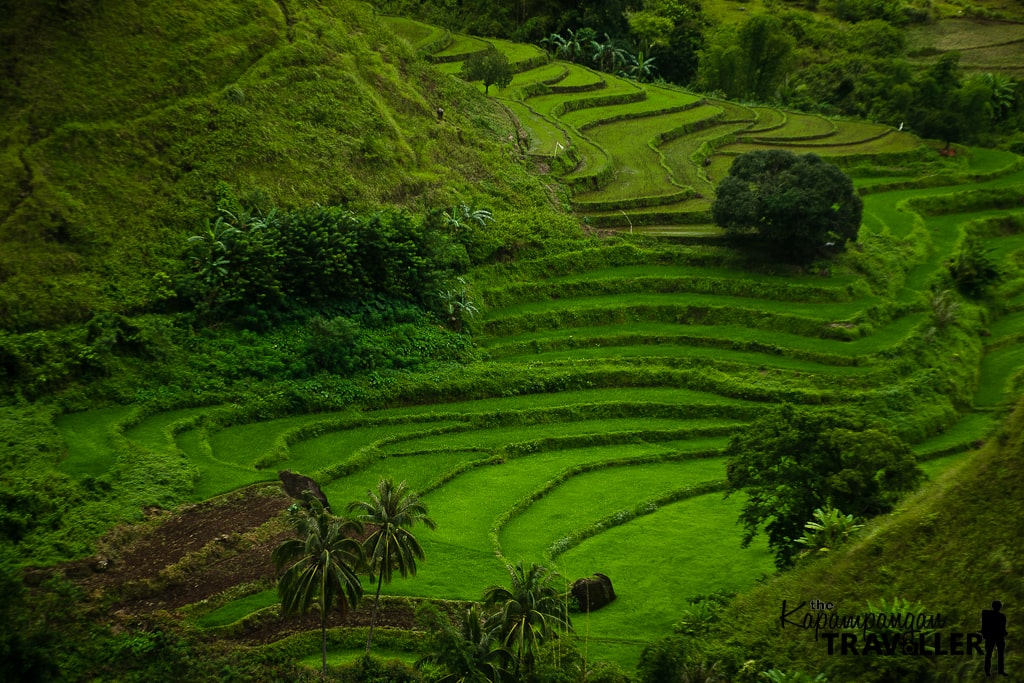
<box><xmin>724</xmin><ymin>404</ymin><xmax>922</xmax><ymax>567</ymax></box>
<box><xmin>711</xmin><ymin>150</ymin><xmax>863</xmax><ymax>263</ymax></box>
<box><xmin>460</xmin><ymin>47</ymin><xmax>515</xmax><ymax>94</ymax></box>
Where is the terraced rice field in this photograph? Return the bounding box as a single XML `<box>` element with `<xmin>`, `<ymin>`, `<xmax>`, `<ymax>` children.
<box><xmin>907</xmin><ymin>17</ymin><xmax>1024</xmax><ymax>77</ymax></box>
<box><xmin>54</xmin><ymin>21</ymin><xmax>1024</xmax><ymax>672</ymax></box>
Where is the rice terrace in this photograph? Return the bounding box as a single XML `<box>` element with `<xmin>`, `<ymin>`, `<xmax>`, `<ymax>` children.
<box><xmin>3</xmin><ymin>0</ymin><xmax>1024</xmax><ymax>681</ymax></box>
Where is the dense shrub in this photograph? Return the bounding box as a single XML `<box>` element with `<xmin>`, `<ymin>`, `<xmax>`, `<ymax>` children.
<box><xmin>180</xmin><ymin>205</ymin><xmax>469</xmax><ymax>327</ymax></box>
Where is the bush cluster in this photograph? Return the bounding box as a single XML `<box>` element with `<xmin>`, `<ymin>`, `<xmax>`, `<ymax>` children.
<box><xmin>179</xmin><ymin>205</ymin><xmax>469</xmax><ymax>328</ymax></box>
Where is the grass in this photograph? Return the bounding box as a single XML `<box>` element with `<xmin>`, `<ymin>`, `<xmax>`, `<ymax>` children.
<box><xmin>381</xmin><ymin>439</ymin><xmax>728</xmax><ymax>601</ymax></box>
<box><xmin>362</xmin><ymin>387</ymin><xmax>757</xmax><ymax>418</ymax></box>
<box><xmin>501</xmin><ymin>100</ymin><xmax>569</xmax><ymax>155</ymax></box>
<box><xmin>525</xmin><ymin>74</ymin><xmax>643</xmax><ymax>119</ymax></box>
<box><xmin>724</xmin><ymin>130</ymin><xmax>923</xmax><ymax>156</ymax></box>
<box><xmin>326</xmin><ymin>450</ymin><xmax>491</xmax><ymax>501</ymax></box>
<box><xmin>303</xmin><ymin>648</ymin><xmax>422</xmax><ymax>669</ymax></box>
<box><xmin>484</xmin><ymin>37</ymin><xmax>547</xmax><ymax>66</ymax></box>
<box><xmin>913</xmin><ymin>410</ymin><xmax>997</xmax><ymax>458</ymax></box>
<box><xmin>356</xmin><ymin>417</ymin><xmax>731</xmax><ymax>453</ymax></box>
<box><xmin>660</xmin><ymin>122</ymin><xmax>747</xmax><ymax>193</ymax></box>
<box><xmin>542</xmin><ymin>264</ymin><xmax>865</xmax><ymax>289</ymax></box>
<box><xmin>55</xmin><ymin>405</ymin><xmax>135</xmax><ymax>478</ymax></box>
<box><xmin>490</xmin><ymin>343</ymin><xmax>880</xmax><ymax>375</ymax></box>
<box><xmin>123</xmin><ymin>407</ymin><xmax>209</xmax><ymax>454</ymax></box>
<box><xmin>556</xmin><ymin>491</ymin><xmax>775</xmax><ymax>670</ymax></box>
<box><xmin>283</xmin><ymin>420</ymin><xmax>463</xmax><ymax>475</ymax></box>
<box><xmin>574</xmin><ymin>106</ymin><xmax>723</xmax><ymax>203</ymax></box>
<box><xmin>480</xmin><ymin>291</ymin><xmax>880</xmax><ymax>327</ymax></box>
<box><xmin>380</xmin><ymin>16</ymin><xmax>448</xmax><ymax>52</ymax></box>
<box><xmin>976</xmin><ymin>343</ymin><xmax>1024</xmax><ymax>406</ymax></box>
<box><xmin>559</xmin><ymin>85</ymin><xmax>704</xmax><ymax>130</ymax></box>
<box><xmin>498</xmin><ymin>458</ymin><xmax>728</xmax><ymax>565</ymax></box>
<box><xmin>176</xmin><ymin>427</ymin><xmax>273</xmax><ymax>501</ymax></box>
<box><xmin>740</xmin><ymin>111</ymin><xmax>835</xmax><ymax>140</ymax></box>
<box><xmin>196</xmin><ymin>588</ymin><xmax>277</xmax><ymax>628</ymax></box>
<box><xmin>431</xmin><ymin>33</ymin><xmax>490</xmax><ymax>59</ymax></box>
<box><xmin>552</xmin><ymin>64</ymin><xmax>607</xmax><ymax>89</ymax></box>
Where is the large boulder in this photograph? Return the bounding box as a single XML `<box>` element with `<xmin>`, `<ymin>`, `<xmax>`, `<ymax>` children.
<box><xmin>278</xmin><ymin>470</ymin><xmax>331</xmax><ymax>511</ymax></box>
<box><xmin>572</xmin><ymin>572</ymin><xmax>616</xmax><ymax>612</ymax></box>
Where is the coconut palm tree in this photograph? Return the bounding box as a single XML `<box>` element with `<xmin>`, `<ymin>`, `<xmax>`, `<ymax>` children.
<box><xmin>347</xmin><ymin>478</ymin><xmax>436</xmax><ymax>653</ymax></box>
<box><xmin>417</xmin><ymin>603</ymin><xmax>508</xmax><ymax>683</ymax></box>
<box><xmin>482</xmin><ymin>561</ymin><xmax>572</xmax><ymax>680</ymax></box>
<box><xmin>272</xmin><ymin>496</ymin><xmax>365</xmax><ymax>678</ymax></box>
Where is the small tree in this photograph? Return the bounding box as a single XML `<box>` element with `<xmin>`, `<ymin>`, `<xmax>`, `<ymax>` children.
<box><xmin>482</xmin><ymin>561</ymin><xmax>571</xmax><ymax>681</ymax></box>
<box><xmin>348</xmin><ymin>479</ymin><xmax>436</xmax><ymax>654</ymax></box>
<box><xmin>272</xmin><ymin>497</ymin><xmax>365</xmax><ymax>677</ymax></box>
<box><xmin>947</xmin><ymin>232</ymin><xmax>1001</xmax><ymax>297</ymax></box>
<box><xmin>794</xmin><ymin>506</ymin><xmax>864</xmax><ymax>559</ymax></box>
<box><xmin>712</xmin><ymin>150</ymin><xmax>863</xmax><ymax>263</ymax></box>
<box><xmin>416</xmin><ymin>603</ymin><xmax>508</xmax><ymax>682</ymax></box>
<box><xmin>460</xmin><ymin>48</ymin><xmax>514</xmax><ymax>95</ymax></box>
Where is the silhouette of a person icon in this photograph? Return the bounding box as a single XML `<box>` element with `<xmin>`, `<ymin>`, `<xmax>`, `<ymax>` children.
<box><xmin>981</xmin><ymin>600</ymin><xmax>1008</xmax><ymax>677</ymax></box>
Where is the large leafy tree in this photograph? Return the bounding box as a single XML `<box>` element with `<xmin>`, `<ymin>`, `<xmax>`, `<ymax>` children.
<box><xmin>482</xmin><ymin>561</ymin><xmax>572</xmax><ymax>680</ymax></box>
<box><xmin>348</xmin><ymin>478</ymin><xmax>436</xmax><ymax>654</ymax></box>
<box><xmin>725</xmin><ymin>404</ymin><xmax>922</xmax><ymax>567</ymax></box>
<box><xmin>712</xmin><ymin>150</ymin><xmax>863</xmax><ymax>263</ymax></box>
<box><xmin>460</xmin><ymin>47</ymin><xmax>515</xmax><ymax>95</ymax></box>
<box><xmin>272</xmin><ymin>497</ymin><xmax>365</xmax><ymax>678</ymax></box>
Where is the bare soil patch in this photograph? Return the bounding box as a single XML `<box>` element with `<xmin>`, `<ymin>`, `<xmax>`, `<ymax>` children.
<box><xmin>41</xmin><ymin>484</ymin><xmax>423</xmax><ymax>646</ymax></box>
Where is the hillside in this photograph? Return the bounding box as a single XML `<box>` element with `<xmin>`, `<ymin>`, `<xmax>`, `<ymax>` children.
<box><xmin>0</xmin><ymin>0</ymin><xmax>559</xmax><ymax>332</ymax></box>
<box><xmin>3</xmin><ymin>3</ymin><xmax>1024</xmax><ymax>682</ymax></box>
<box><xmin>704</xmin><ymin>394</ymin><xmax>1024</xmax><ymax>681</ymax></box>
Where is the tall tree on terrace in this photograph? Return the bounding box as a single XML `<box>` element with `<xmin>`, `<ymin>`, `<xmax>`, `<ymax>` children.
<box><xmin>482</xmin><ymin>561</ymin><xmax>572</xmax><ymax>680</ymax></box>
<box><xmin>272</xmin><ymin>497</ymin><xmax>365</xmax><ymax>678</ymax></box>
<box><xmin>712</xmin><ymin>149</ymin><xmax>862</xmax><ymax>263</ymax></box>
<box><xmin>348</xmin><ymin>478</ymin><xmax>436</xmax><ymax>654</ymax></box>
<box><xmin>460</xmin><ymin>48</ymin><xmax>515</xmax><ymax>95</ymax></box>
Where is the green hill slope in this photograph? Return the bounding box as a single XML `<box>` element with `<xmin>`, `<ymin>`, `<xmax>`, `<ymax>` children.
<box><xmin>705</xmin><ymin>395</ymin><xmax>1024</xmax><ymax>682</ymax></box>
<box><xmin>0</xmin><ymin>0</ymin><xmax>556</xmax><ymax>331</ymax></box>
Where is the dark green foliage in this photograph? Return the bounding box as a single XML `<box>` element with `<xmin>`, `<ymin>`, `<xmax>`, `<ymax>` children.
<box><xmin>460</xmin><ymin>48</ymin><xmax>515</xmax><ymax>95</ymax></box>
<box><xmin>180</xmin><ymin>205</ymin><xmax>467</xmax><ymax>328</ymax></box>
<box><xmin>698</xmin><ymin>15</ymin><xmax>794</xmax><ymax>101</ymax></box>
<box><xmin>947</xmin><ymin>232</ymin><xmax>1002</xmax><ymax>298</ymax></box>
<box><xmin>416</xmin><ymin>602</ymin><xmax>508</xmax><ymax>682</ymax></box>
<box><xmin>637</xmin><ymin>634</ymin><xmax>689</xmax><ymax>683</ymax></box>
<box><xmin>335</xmin><ymin>654</ymin><xmax>424</xmax><ymax>682</ymax></box>
<box><xmin>712</xmin><ymin>150</ymin><xmax>863</xmax><ymax>263</ymax></box>
<box><xmin>0</xmin><ymin>0</ymin><xmax>559</xmax><ymax>332</ymax></box>
<box><xmin>0</xmin><ymin>551</ymin><xmax>61</xmax><ymax>682</ymax></box>
<box><xmin>482</xmin><ymin>561</ymin><xmax>572</xmax><ymax>681</ymax></box>
<box><xmin>724</xmin><ymin>404</ymin><xmax>923</xmax><ymax>566</ymax></box>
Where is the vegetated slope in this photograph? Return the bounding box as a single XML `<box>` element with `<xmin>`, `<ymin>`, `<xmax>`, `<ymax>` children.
<box><xmin>16</xmin><ymin>13</ymin><xmax>1024</xmax><ymax>680</ymax></box>
<box><xmin>906</xmin><ymin>17</ymin><xmax>1024</xmax><ymax>78</ymax></box>
<box><xmin>403</xmin><ymin>22</ymin><xmax>929</xmax><ymax>234</ymax></box>
<box><xmin>55</xmin><ymin>154</ymin><xmax>1024</xmax><ymax>673</ymax></box>
<box><xmin>0</xmin><ymin>0</ymin><xmax>551</xmax><ymax>331</ymax></box>
<box><xmin>710</xmin><ymin>394</ymin><xmax>1024</xmax><ymax>682</ymax></box>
